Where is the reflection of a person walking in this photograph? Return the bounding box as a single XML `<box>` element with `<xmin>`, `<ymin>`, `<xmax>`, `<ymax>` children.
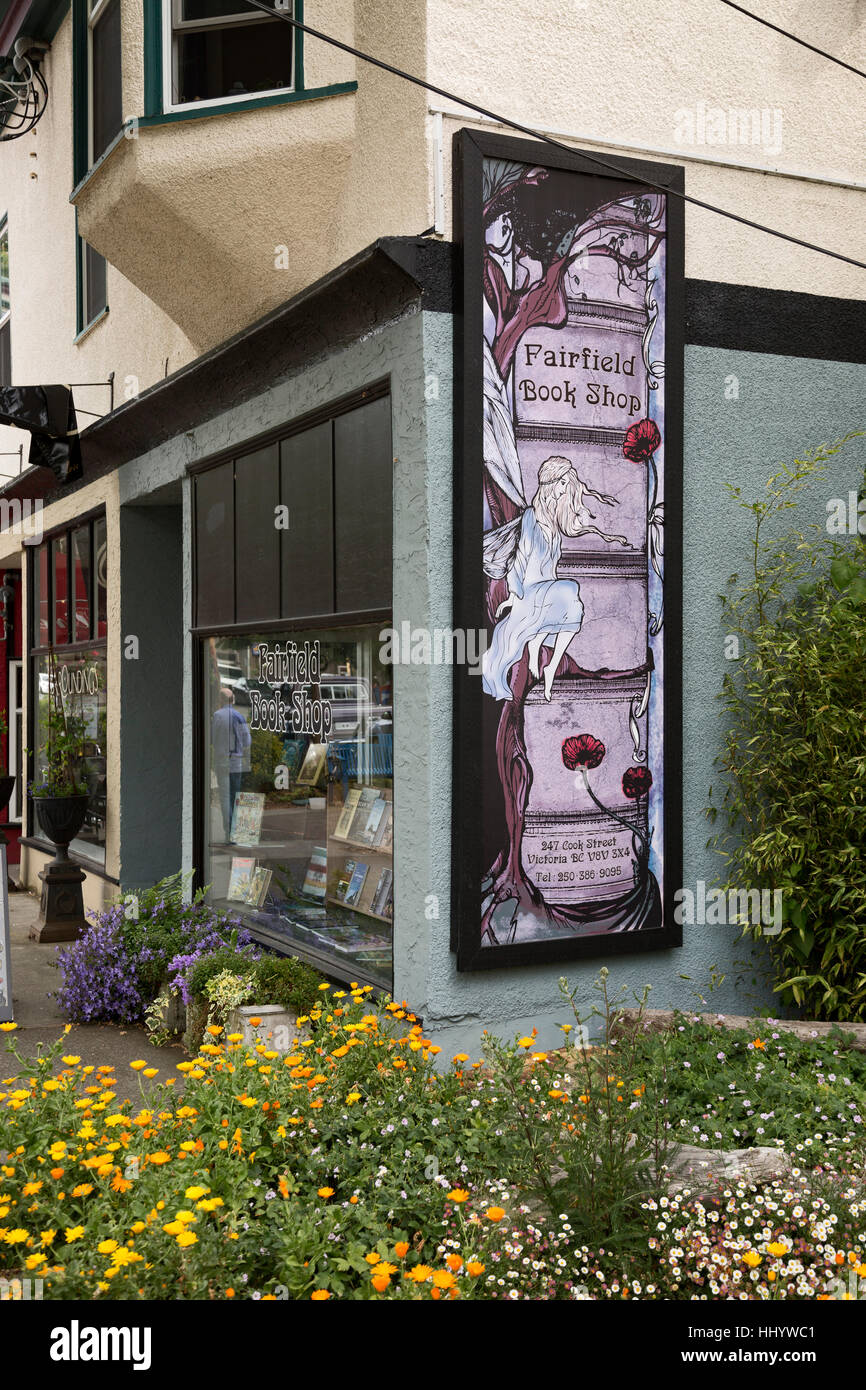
<box><xmin>211</xmin><ymin>687</ymin><xmax>252</xmax><ymax>842</ymax></box>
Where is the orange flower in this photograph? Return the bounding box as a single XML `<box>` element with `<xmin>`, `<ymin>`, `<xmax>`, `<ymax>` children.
<box><xmin>447</xmin><ymin>1188</ymin><xmax>470</xmax><ymax>1204</ymax></box>
<box><xmin>445</xmin><ymin>1254</ymin><xmax>463</xmax><ymax>1272</ymax></box>
<box><xmin>310</xmin><ymin>1289</ymin><xmax>331</xmax><ymax>1300</ymax></box>
<box><xmin>485</xmin><ymin>1207</ymin><xmax>506</xmax><ymax>1222</ymax></box>
<box><xmin>752</xmin><ymin>1038</ymin><xmax>765</xmax><ymax>1050</ymax></box>
<box><xmin>406</xmin><ymin>1265</ymin><xmax>433</xmax><ymax>1283</ymax></box>
<box><xmin>432</xmin><ymin>1270</ymin><xmax>456</xmax><ymax>1289</ymax></box>
<box><xmin>394</xmin><ymin>1241</ymin><xmax>410</xmax><ymax>1258</ymax></box>
<box><xmin>50</xmin><ymin>1168</ymin><xmax>64</xmax><ymax>1180</ymax></box>
<box><xmin>371</xmin><ymin>1274</ymin><xmax>390</xmax><ymax>1292</ymax></box>
<box><xmin>278</xmin><ymin>1177</ymin><xmax>290</xmax><ymax>1199</ymax></box>
<box><xmin>226</xmin><ymin>1288</ymin><xmax>235</xmax><ymax>1298</ymax></box>
<box><xmin>147</xmin><ymin>1152</ymin><xmax>171</xmax><ymax>1166</ymax></box>
<box><xmin>317</xmin><ymin>1187</ymin><xmax>335</xmax><ymax>1199</ymax></box>
<box><xmin>466</xmin><ymin>1261</ymin><xmax>485</xmax><ymax>1277</ymax></box>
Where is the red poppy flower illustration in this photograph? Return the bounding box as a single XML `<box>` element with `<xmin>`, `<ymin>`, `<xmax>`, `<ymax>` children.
<box><xmin>561</xmin><ymin>734</ymin><xmax>605</xmax><ymax>771</ymax></box>
<box><xmin>622</xmin><ymin>418</ymin><xmax>661</xmax><ymax>463</ymax></box>
<box><xmin>622</xmin><ymin>766</ymin><xmax>653</xmax><ymax>799</ymax></box>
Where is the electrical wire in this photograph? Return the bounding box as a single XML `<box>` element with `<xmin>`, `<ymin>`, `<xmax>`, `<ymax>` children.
<box><xmin>242</xmin><ymin>0</ymin><xmax>866</xmax><ymax>274</ymax></box>
<box><xmin>717</xmin><ymin>1</ymin><xmax>866</xmax><ymax>84</ymax></box>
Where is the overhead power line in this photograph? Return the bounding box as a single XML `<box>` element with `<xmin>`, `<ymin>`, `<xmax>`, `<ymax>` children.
<box><xmin>717</xmin><ymin>1</ymin><xmax>866</xmax><ymax>84</ymax></box>
<box><xmin>243</xmin><ymin>0</ymin><xmax>866</xmax><ymax>275</ymax></box>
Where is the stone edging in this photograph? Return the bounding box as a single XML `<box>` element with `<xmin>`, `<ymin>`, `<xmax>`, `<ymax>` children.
<box><xmin>611</xmin><ymin>1008</ymin><xmax>866</xmax><ymax>1051</ymax></box>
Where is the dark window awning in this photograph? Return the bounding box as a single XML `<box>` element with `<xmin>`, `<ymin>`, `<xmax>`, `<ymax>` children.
<box><xmin>0</xmin><ymin>385</ymin><xmax>82</xmax><ymax>482</ymax></box>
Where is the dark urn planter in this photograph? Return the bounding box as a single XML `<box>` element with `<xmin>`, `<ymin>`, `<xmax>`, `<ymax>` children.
<box><xmin>32</xmin><ymin>793</ymin><xmax>91</xmax><ymax>943</ymax></box>
<box><xmin>34</xmin><ymin>793</ymin><xmax>90</xmax><ymax>856</ymax></box>
<box><xmin>0</xmin><ymin>774</ymin><xmax>15</xmax><ymax>812</ymax></box>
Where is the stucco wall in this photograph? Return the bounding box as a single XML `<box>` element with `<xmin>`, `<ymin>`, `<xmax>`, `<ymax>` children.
<box><xmin>0</xmin><ymin>6</ymin><xmax>196</xmax><ymax>463</ymax></box>
<box><xmin>429</xmin><ymin>1</ymin><xmax>866</xmax><ymax>301</ymax></box>
<box><xmin>419</xmin><ymin>313</ymin><xmax>866</xmax><ymax>1052</ymax></box>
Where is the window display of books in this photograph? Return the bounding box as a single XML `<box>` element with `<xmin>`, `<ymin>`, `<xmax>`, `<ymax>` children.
<box><xmin>327</xmin><ymin>781</ymin><xmax>393</xmax><ymax>924</ymax></box>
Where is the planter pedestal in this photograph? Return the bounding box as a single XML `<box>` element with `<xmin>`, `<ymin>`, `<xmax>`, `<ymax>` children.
<box><xmin>30</xmin><ymin>795</ymin><xmax>90</xmax><ymax>943</ymax></box>
<box><xmin>32</xmin><ymin>859</ymin><xmax>87</xmax><ymax>942</ymax></box>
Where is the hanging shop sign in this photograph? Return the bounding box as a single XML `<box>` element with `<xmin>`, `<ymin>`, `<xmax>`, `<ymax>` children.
<box><xmin>452</xmin><ymin>130</ymin><xmax>684</xmax><ymax>969</ymax></box>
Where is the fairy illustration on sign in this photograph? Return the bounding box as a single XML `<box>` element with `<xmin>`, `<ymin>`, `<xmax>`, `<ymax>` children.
<box><xmin>478</xmin><ymin>156</ymin><xmax>667</xmax><ymax>946</ymax></box>
<box><xmin>482</xmin><ymin>455</ymin><xmax>629</xmax><ymax>702</ymax></box>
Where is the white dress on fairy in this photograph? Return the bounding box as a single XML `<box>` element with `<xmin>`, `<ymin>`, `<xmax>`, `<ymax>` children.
<box><xmin>482</xmin><ymin>507</ymin><xmax>584</xmax><ymax>702</ymax></box>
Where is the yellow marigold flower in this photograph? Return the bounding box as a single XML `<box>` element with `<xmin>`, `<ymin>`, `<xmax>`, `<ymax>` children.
<box><xmin>517</xmin><ymin>1037</ymin><xmax>533</xmax><ymax>1048</ymax></box>
<box><xmin>196</xmin><ymin>1197</ymin><xmax>223</xmax><ymax>1212</ymax></box>
<box><xmin>176</xmin><ymin>1231</ymin><xmax>198</xmax><ymax>1248</ymax></box>
<box><xmin>162</xmin><ymin>1221</ymin><xmax>185</xmax><ymax>1236</ymax></box>
<box><xmin>25</xmin><ymin>1253</ymin><xmax>47</xmax><ymax>1269</ymax></box>
<box><xmin>130</xmin><ymin>1222</ymin><xmax>146</xmax><ymax>1234</ymax></box>
<box><xmin>0</xmin><ymin>1022</ymin><xmax>17</xmax><ymax>1031</ymax></box>
<box><xmin>485</xmin><ymin>1207</ymin><xmax>506</xmax><ymax>1222</ymax></box>
<box><xmin>742</xmin><ymin>1250</ymin><xmax>761</xmax><ymax>1268</ymax></box>
<box><xmin>346</xmin><ymin>1092</ymin><xmax>361</xmax><ymax>1105</ymax></box>
<box><xmin>447</xmin><ymin>1189</ymin><xmax>470</xmax><ymax>1203</ymax></box>
<box><xmin>98</xmin><ymin>1240</ymin><xmax>119</xmax><ymax>1255</ymax></box>
<box><xmin>42</xmin><ymin>1079</ymin><xmax>60</xmax><ymax>1093</ymax></box>
<box><xmin>22</xmin><ymin>1181</ymin><xmax>42</xmax><ymax>1196</ymax></box>
<box><xmin>432</xmin><ymin>1270</ymin><xmax>456</xmax><ymax>1289</ymax></box>
<box><xmin>364</xmin><ymin>1251</ymin><xmax>381</xmax><ymax>1265</ymax></box>
<box><xmin>372</xmin><ymin>1262</ymin><xmax>398</xmax><ymax>1277</ymax></box>
<box><xmin>142</xmin><ymin>1069</ymin><xmax>158</xmax><ymax>1079</ymax></box>
<box><xmin>40</xmin><ymin>1229</ymin><xmax>56</xmax><ymax>1246</ymax></box>
<box><xmin>406</xmin><ymin>1265</ymin><xmax>433</xmax><ymax>1283</ymax></box>
<box><xmin>310</xmin><ymin>1289</ymin><xmax>330</xmax><ymax>1299</ymax></box>
<box><xmin>148</xmin><ymin>1151</ymin><xmax>171</xmax><ymax>1165</ymax></box>
<box><xmin>317</xmin><ymin>1187</ymin><xmax>335</xmax><ymax>1199</ymax></box>
<box><xmin>3</xmin><ymin>1228</ymin><xmax>29</xmax><ymax>1244</ymax></box>
<box><xmin>65</xmin><ymin>1226</ymin><xmax>85</xmax><ymax>1242</ymax></box>
<box><xmin>766</xmin><ymin>1241</ymin><xmax>787</xmax><ymax>1257</ymax></box>
<box><xmin>129</xmin><ymin>1060</ymin><xmax>147</xmax><ymax>1071</ymax></box>
<box><xmin>71</xmin><ymin>1184</ymin><xmax>93</xmax><ymax>1198</ymax></box>
<box><xmin>548</xmin><ymin>1090</ymin><xmax>565</xmax><ymax>1100</ymax></box>
<box><xmin>453</xmin><ymin>1054</ymin><xmax>469</xmax><ymax>1064</ymax></box>
<box><xmin>185</xmin><ymin>1186</ymin><xmax>210</xmax><ymax>1200</ymax></box>
<box><xmin>111</xmin><ymin>1247</ymin><xmax>140</xmax><ymax>1266</ymax></box>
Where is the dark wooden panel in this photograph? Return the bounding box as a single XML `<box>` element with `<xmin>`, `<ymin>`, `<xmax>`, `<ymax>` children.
<box><xmin>195</xmin><ymin>461</ymin><xmax>235</xmax><ymax>628</ymax></box>
<box><xmin>334</xmin><ymin>396</ymin><xmax>392</xmax><ymax>612</ymax></box>
<box><xmin>280</xmin><ymin>422</ymin><xmax>334</xmax><ymax>619</ymax></box>
<box><xmin>235</xmin><ymin>443</ymin><xmax>280</xmax><ymax>624</ymax></box>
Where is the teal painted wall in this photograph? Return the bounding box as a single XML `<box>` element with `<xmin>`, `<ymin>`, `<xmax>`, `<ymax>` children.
<box><xmin>417</xmin><ymin>319</ymin><xmax>866</xmax><ymax>1052</ymax></box>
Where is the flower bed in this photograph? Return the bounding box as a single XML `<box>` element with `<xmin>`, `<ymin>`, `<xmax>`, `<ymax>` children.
<box><xmin>1</xmin><ymin>983</ymin><xmax>864</xmax><ymax>1301</ymax></box>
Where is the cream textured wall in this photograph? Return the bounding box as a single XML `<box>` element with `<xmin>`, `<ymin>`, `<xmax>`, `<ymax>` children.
<box><xmin>428</xmin><ymin>0</ymin><xmax>866</xmax><ymax>300</ymax></box>
<box><xmin>0</xmin><ymin>6</ymin><xmax>196</xmax><ymax>462</ymax></box>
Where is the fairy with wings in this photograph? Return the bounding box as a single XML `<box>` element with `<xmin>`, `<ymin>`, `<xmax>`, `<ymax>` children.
<box><xmin>482</xmin><ymin>454</ymin><xmax>629</xmax><ymax>702</ymax></box>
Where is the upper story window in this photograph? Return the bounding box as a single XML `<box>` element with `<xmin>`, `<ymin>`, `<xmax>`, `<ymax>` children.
<box><xmin>165</xmin><ymin>0</ymin><xmax>295</xmax><ymax>112</ymax></box>
<box><xmin>0</xmin><ymin>218</ymin><xmax>10</xmax><ymax>388</ymax></box>
<box><xmin>89</xmin><ymin>0</ymin><xmax>123</xmax><ymax>163</ymax></box>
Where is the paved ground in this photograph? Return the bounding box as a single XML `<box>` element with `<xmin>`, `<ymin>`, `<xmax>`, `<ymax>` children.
<box><xmin>4</xmin><ymin>889</ymin><xmax>187</xmax><ymax>1101</ymax></box>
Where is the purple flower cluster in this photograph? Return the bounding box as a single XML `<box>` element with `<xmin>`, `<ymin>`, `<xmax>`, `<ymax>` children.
<box><xmin>54</xmin><ymin>895</ymin><xmax>256</xmax><ymax>1024</ymax></box>
<box><xmin>55</xmin><ymin>913</ymin><xmax>145</xmax><ymax>1024</ymax></box>
<box><xmin>167</xmin><ymin>932</ymin><xmax>261</xmax><ymax>1006</ymax></box>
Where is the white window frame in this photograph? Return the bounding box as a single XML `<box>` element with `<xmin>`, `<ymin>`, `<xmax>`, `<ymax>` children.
<box><xmin>162</xmin><ymin>0</ymin><xmax>295</xmax><ymax>115</ymax></box>
<box><xmin>8</xmin><ymin>659</ymin><xmax>22</xmax><ymax>824</ymax></box>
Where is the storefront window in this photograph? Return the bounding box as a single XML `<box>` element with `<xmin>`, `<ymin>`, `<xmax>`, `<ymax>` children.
<box><xmin>29</xmin><ymin>516</ymin><xmax>108</xmax><ymax>866</ymax></box>
<box><xmin>202</xmin><ymin>626</ymin><xmax>393</xmax><ymax>988</ymax></box>
<box><xmin>32</xmin><ymin>647</ymin><xmax>108</xmax><ymax>863</ymax></box>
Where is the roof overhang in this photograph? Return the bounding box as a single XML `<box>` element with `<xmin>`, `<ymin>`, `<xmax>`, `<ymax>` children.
<box><xmin>0</xmin><ymin>235</ymin><xmax>453</xmax><ymax>507</ymax></box>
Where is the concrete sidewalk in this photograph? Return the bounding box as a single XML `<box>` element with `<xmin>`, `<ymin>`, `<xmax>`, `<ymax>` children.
<box><xmin>4</xmin><ymin>890</ymin><xmax>187</xmax><ymax>1101</ymax></box>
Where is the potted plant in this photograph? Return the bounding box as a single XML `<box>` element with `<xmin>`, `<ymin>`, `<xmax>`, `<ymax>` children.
<box><xmin>30</xmin><ymin>647</ymin><xmax>91</xmax><ymax>857</ymax></box>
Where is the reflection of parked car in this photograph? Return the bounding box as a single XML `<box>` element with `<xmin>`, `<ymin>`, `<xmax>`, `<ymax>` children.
<box><xmin>318</xmin><ymin>677</ymin><xmax>391</xmax><ymax>736</ymax></box>
<box><xmin>217</xmin><ymin>662</ymin><xmax>251</xmax><ymax>706</ymax></box>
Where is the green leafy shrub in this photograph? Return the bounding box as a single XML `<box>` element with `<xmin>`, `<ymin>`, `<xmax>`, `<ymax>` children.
<box><xmin>708</xmin><ymin>435</ymin><xmax>866</xmax><ymax>1019</ymax></box>
<box><xmin>181</xmin><ymin>947</ymin><xmax>322</xmax><ymax>1054</ymax></box>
